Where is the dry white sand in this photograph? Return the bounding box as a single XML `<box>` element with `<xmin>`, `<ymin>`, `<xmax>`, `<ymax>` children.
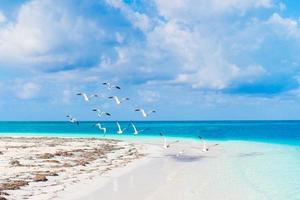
<box><xmin>0</xmin><ymin>136</ymin><xmax>146</xmax><ymax>200</ymax></box>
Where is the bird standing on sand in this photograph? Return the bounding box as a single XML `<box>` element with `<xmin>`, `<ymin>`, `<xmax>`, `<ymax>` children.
<box><xmin>66</xmin><ymin>115</ymin><xmax>79</xmax><ymax>125</ymax></box>
<box><xmin>102</xmin><ymin>82</ymin><xmax>121</xmax><ymax>90</ymax></box>
<box><xmin>135</xmin><ymin>109</ymin><xmax>156</xmax><ymax>118</ymax></box>
<box><xmin>92</xmin><ymin>108</ymin><xmax>111</xmax><ymax>117</ymax></box>
<box><xmin>176</xmin><ymin>149</ymin><xmax>185</xmax><ymax>157</ymax></box>
<box><xmin>116</xmin><ymin>122</ymin><xmax>126</xmax><ymax>134</ymax></box>
<box><xmin>77</xmin><ymin>92</ymin><xmax>98</xmax><ymax>102</ymax></box>
<box><xmin>108</xmin><ymin>96</ymin><xmax>130</xmax><ymax>105</ymax></box>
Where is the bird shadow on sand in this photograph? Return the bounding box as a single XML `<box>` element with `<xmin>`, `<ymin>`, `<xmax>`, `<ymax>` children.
<box><xmin>237</xmin><ymin>152</ymin><xmax>264</xmax><ymax>158</ymax></box>
<box><xmin>165</xmin><ymin>154</ymin><xmax>204</xmax><ymax>162</ymax></box>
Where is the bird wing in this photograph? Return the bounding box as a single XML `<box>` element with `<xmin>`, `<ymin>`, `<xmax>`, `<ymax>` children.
<box><xmin>89</xmin><ymin>94</ymin><xmax>98</xmax><ymax>98</ymax></box>
<box><xmin>82</xmin><ymin>93</ymin><xmax>89</xmax><ymax>101</ymax></box>
<box><xmin>131</xmin><ymin>123</ymin><xmax>137</xmax><ymax>132</ymax></box>
<box><xmin>116</xmin><ymin>122</ymin><xmax>121</xmax><ymax>131</ymax></box>
<box><xmin>140</xmin><ymin>109</ymin><xmax>146</xmax><ymax>117</ymax></box>
<box><xmin>114</xmin><ymin>96</ymin><xmax>120</xmax><ymax>104</ymax></box>
<box><xmin>163</xmin><ymin>137</ymin><xmax>167</xmax><ymax>147</ymax></box>
<box><xmin>169</xmin><ymin>140</ymin><xmax>180</xmax><ymax>145</ymax></box>
<box><xmin>147</xmin><ymin>110</ymin><xmax>156</xmax><ymax>114</ymax></box>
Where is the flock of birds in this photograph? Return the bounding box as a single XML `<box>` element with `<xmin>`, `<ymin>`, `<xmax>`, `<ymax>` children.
<box><xmin>66</xmin><ymin>82</ymin><xmax>217</xmax><ymax>156</ymax></box>
<box><xmin>66</xmin><ymin>82</ymin><xmax>156</xmax><ymax>135</ymax></box>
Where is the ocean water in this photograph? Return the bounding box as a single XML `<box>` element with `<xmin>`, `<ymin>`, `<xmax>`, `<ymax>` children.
<box><xmin>0</xmin><ymin>120</ymin><xmax>299</xmax><ymax>145</ymax></box>
<box><xmin>0</xmin><ymin>121</ymin><xmax>300</xmax><ymax>199</ymax></box>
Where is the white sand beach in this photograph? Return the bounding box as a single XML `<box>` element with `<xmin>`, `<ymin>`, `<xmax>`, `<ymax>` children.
<box><xmin>1</xmin><ymin>136</ymin><xmax>300</xmax><ymax>200</ymax></box>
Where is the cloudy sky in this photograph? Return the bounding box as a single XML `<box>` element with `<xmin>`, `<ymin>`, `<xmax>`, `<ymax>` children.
<box><xmin>1</xmin><ymin>0</ymin><xmax>300</xmax><ymax>120</ymax></box>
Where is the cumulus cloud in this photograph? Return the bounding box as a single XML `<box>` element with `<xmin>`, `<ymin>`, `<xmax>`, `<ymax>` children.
<box><xmin>15</xmin><ymin>82</ymin><xmax>41</xmax><ymax>100</ymax></box>
<box><xmin>268</xmin><ymin>13</ymin><xmax>300</xmax><ymax>40</ymax></box>
<box><xmin>0</xmin><ymin>0</ymin><xmax>104</xmax><ymax>70</ymax></box>
<box><xmin>0</xmin><ymin>0</ymin><xmax>298</xmax><ymax>101</ymax></box>
<box><xmin>107</xmin><ymin>0</ymin><xmax>270</xmax><ymax>90</ymax></box>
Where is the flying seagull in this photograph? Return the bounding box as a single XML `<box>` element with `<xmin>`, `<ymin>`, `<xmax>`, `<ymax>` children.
<box><xmin>66</xmin><ymin>115</ymin><xmax>79</xmax><ymax>125</ymax></box>
<box><xmin>102</xmin><ymin>82</ymin><xmax>121</xmax><ymax>90</ymax></box>
<box><xmin>108</xmin><ymin>96</ymin><xmax>129</xmax><ymax>105</ymax></box>
<box><xmin>198</xmin><ymin>136</ymin><xmax>208</xmax><ymax>152</ymax></box>
<box><xmin>92</xmin><ymin>108</ymin><xmax>111</xmax><ymax>117</ymax></box>
<box><xmin>160</xmin><ymin>133</ymin><xmax>179</xmax><ymax>149</ymax></box>
<box><xmin>116</xmin><ymin>122</ymin><xmax>127</xmax><ymax>134</ymax></box>
<box><xmin>95</xmin><ymin>123</ymin><xmax>107</xmax><ymax>135</ymax></box>
<box><xmin>198</xmin><ymin>136</ymin><xmax>219</xmax><ymax>152</ymax></box>
<box><xmin>77</xmin><ymin>92</ymin><xmax>98</xmax><ymax>102</ymax></box>
<box><xmin>131</xmin><ymin>123</ymin><xmax>147</xmax><ymax>135</ymax></box>
<box><xmin>135</xmin><ymin>109</ymin><xmax>156</xmax><ymax>118</ymax></box>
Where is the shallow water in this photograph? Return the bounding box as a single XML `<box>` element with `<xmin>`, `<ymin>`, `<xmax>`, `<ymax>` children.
<box><xmin>225</xmin><ymin>142</ymin><xmax>300</xmax><ymax>200</ymax></box>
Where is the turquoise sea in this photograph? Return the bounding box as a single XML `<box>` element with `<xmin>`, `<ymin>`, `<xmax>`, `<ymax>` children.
<box><xmin>0</xmin><ymin>120</ymin><xmax>300</xmax><ymax>145</ymax></box>
<box><xmin>1</xmin><ymin>121</ymin><xmax>300</xmax><ymax>199</ymax></box>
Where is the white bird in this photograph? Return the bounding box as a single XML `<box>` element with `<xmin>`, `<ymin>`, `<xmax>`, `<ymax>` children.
<box><xmin>176</xmin><ymin>149</ymin><xmax>185</xmax><ymax>157</ymax></box>
<box><xmin>198</xmin><ymin>136</ymin><xmax>218</xmax><ymax>152</ymax></box>
<box><xmin>77</xmin><ymin>92</ymin><xmax>98</xmax><ymax>102</ymax></box>
<box><xmin>131</xmin><ymin>123</ymin><xmax>147</xmax><ymax>135</ymax></box>
<box><xmin>160</xmin><ymin>133</ymin><xmax>179</xmax><ymax>149</ymax></box>
<box><xmin>198</xmin><ymin>136</ymin><xmax>208</xmax><ymax>152</ymax></box>
<box><xmin>66</xmin><ymin>115</ymin><xmax>79</xmax><ymax>125</ymax></box>
<box><xmin>160</xmin><ymin>133</ymin><xmax>170</xmax><ymax>149</ymax></box>
<box><xmin>135</xmin><ymin>109</ymin><xmax>156</xmax><ymax>118</ymax></box>
<box><xmin>92</xmin><ymin>108</ymin><xmax>111</xmax><ymax>117</ymax></box>
<box><xmin>116</xmin><ymin>122</ymin><xmax>126</xmax><ymax>134</ymax></box>
<box><xmin>102</xmin><ymin>82</ymin><xmax>121</xmax><ymax>90</ymax></box>
<box><xmin>95</xmin><ymin>123</ymin><xmax>107</xmax><ymax>135</ymax></box>
<box><xmin>108</xmin><ymin>96</ymin><xmax>129</xmax><ymax>105</ymax></box>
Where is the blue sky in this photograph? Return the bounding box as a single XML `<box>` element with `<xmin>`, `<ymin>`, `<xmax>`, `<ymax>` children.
<box><xmin>1</xmin><ymin>0</ymin><xmax>300</xmax><ymax>120</ymax></box>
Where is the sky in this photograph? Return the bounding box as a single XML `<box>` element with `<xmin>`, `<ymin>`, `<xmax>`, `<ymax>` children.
<box><xmin>1</xmin><ymin>0</ymin><xmax>300</xmax><ymax>121</ymax></box>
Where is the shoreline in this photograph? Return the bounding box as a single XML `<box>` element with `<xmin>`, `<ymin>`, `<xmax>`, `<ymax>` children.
<box><xmin>0</xmin><ymin>133</ymin><xmax>299</xmax><ymax>147</ymax></box>
<box><xmin>1</xmin><ymin>136</ymin><xmax>299</xmax><ymax>200</ymax></box>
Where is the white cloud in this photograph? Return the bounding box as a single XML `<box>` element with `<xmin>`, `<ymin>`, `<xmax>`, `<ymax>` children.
<box><xmin>268</xmin><ymin>13</ymin><xmax>300</xmax><ymax>40</ymax></box>
<box><xmin>100</xmin><ymin>0</ymin><xmax>272</xmax><ymax>91</ymax></box>
<box><xmin>0</xmin><ymin>0</ymin><xmax>103</xmax><ymax>69</ymax></box>
<box><xmin>116</xmin><ymin>32</ymin><xmax>124</xmax><ymax>43</ymax></box>
<box><xmin>138</xmin><ymin>90</ymin><xmax>160</xmax><ymax>102</ymax></box>
<box><xmin>106</xmin><ymin>0</ymin><xmax>151</xmax><ymax>32</ymax></box>
<box><xmin>0</xmin><ymin>11</ymin><xmax>6</xmax><ymax>24</ymax></box>
<box><xmin>278</xmin><ymin>2</ymin><xmax>286</xmax><ymax>11</ymax></box>
<box><xmin>153</xmin><ymin>0</ymin><xmax>273</xmax><ymax>20</ymax></box>
<box><xmin>15</xmin><ymin>82</ymin><xmax>41</xmax><ymax>99</ymax></box>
